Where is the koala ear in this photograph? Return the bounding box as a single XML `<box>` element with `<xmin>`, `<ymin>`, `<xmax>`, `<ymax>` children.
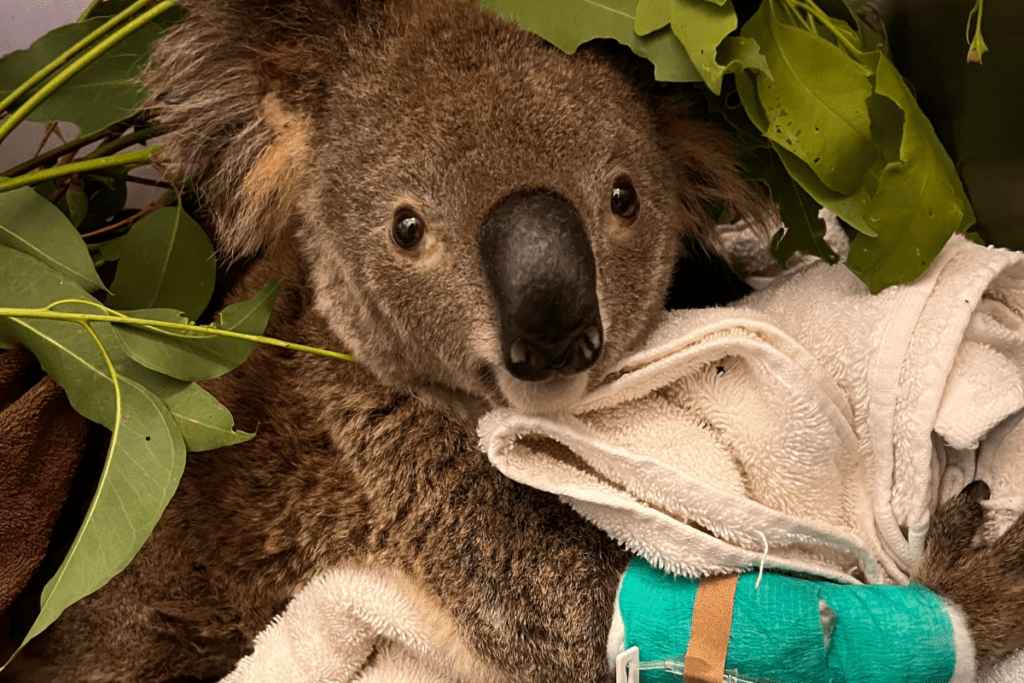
<box><xmin>144</xmin><ymin>0</ymin><xmax>370</xmax><ymax>258</ymax></box>
<box><xmin>654</xmin><ymin>100</ymin><xmax>777</xmax><ymax>247</ymax></box>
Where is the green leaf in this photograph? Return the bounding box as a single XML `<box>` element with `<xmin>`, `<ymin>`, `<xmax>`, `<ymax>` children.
<box><xmin>0</xmin><ymin>9</ymin><xmax>180</xmax><ymax>136</ymax></box>
<box><xmin>65</xmin><ymin>185</ymin><xmax>89</xmax><ymax>227</ymax></box>
<box><xmin>477</xmin><ymin>0</ymin><xmax>702</xmax><ymax>83</ymax></box>
<box><xmin>0</xmin><ymin>186</ymin><xmax>105</xmax><ymax>292</ymax></box>
<box><xmin>815</xmin><ymin>0</ymin><xmax>887</xmax><ymax>53</ymax></box>
<box><xmin>92</xmin><ymin>234</ymin><xmax>128</xmax><ymax>265</ymax></box>
<box><xmin>78</xmin><ymin>172</ymin><xmax>128</xmax><ymax>234</ymax></box>
<box><xmin>111</xmin><ymin>281</ymin><xmax>281</xmax><ymax>382</ymax></box>
<box><xmin>163</xmin><ymin>382</ymin><xmax>254</xmax><ymax>452</ymax></box>
<box><xmin>0</xmin><ymin>246</ymin><xmax>186</xmax><ymax>656</ymax></box>
<box><xmin>107</xmin><ymin>206</ymin><xmax>216</xmax><ymax>321</ymax></box>
<box><xmin>664</xmin><ymin>0</ymin><xmax>762</xmax><ymax>95</ymax></box>
<box><xmin>740</xmin><ymin>0</ymin><xmax>880</xmax><ymax>195</ymax></box>
<box><xmin>845</xmin><ymin>52</ymin><xmax>974</xmax><ymax>291</ymax></box>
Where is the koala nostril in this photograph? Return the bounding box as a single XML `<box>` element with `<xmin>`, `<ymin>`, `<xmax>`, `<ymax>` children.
<box><xmin>505</xmin><ymin>324</ymin><xmax>603</xmax><ymax>383</ymax></box>
<box><xmin>507</xmin><ymin>339</ymin><xmax>553</xmax><ymax>382</ymax></box>
<box><xmin>582</xmin><ymin>326</ymin><xmax>602</xmax><ymax>361</ymax></box>
<box><xmin>509</xmin><ymin>339</ymin><xmax>531</xmax><ymax>366</ymax></box>
<box><xmin>563</xmin><ymin>324</ymin><xmax>603</xmax><ymax>375</ymax></box>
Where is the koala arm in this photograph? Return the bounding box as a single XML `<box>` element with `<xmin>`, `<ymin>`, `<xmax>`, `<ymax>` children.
<box><xmin>323</xmin><ymin>382</ymin><xmax>631</xmax><ymax>683</ymax></box>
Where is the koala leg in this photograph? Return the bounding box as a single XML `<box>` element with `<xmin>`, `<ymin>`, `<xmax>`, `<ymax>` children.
<box><xmin>912</xmin><ymin>481</ymin><xmax>1024</xmax><ymax>666</ymax></box>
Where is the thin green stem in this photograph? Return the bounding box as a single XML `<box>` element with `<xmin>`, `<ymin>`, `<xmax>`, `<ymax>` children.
<box><xmin>788</xmin><ymin>0</ymin><xmax>862</xmax><ymax>54</ymax></box>
<box><xmin>77</xmin><ymin>0</ymin><xmax>108</xmax><ymax>22</ymax></box>
<box><xmin>0</xmin><ymin>146</ymin><xmax>162</xmax><ymax>192</ymax></box>
<box><xmin>84</xmin><ymin>126</ymin><xmax>162</xmax><ymax>160</ymax></box>
<box><xmin>0</xmin><ymin>0</ymin><xmax>176</xmax><ymax>146</ymax></box>
<box><xmin>778</xmin><ymin>0</ymin><xmax>815</xmax><ymax>33</ymax></box>
<box><xmin>0</xmin><ymin>305</ymin><xmax>356</xmax><ymax>363</ymax></box>
<box><xmin>43</xmin><ymin>317</ymin><xmax>122</xmax><ymax>626</ymax></box>
<box><xmin>0</xmin><ymin>126</ymin><xmax>114</xmax><ymax>177</ymax></box>
<box><xmin>0</xmin><ymin>0</ymin><xmax>154</xmax><ymax>117</ymax></box>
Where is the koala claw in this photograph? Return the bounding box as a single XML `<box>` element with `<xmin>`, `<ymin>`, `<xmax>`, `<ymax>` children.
<box><xmin>912</xmin><ymin>481</ymin><xmax>1024</xmax><ymax>666</ymax></box>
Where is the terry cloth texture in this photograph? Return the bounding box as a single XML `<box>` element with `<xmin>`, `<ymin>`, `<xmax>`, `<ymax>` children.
<box><xmin>221</xmin><ymin>565</ymin><xmax>457</xmax><ymax>683</ymax></box>
<box><xmin>480</xmin><ymin>234</ymin><xmax>1024</xmax><ymax>586</ymax></box>
<box><xmin>480</xmin><ymin>233</ymin><xmax>1024</xmax><ymax>682</ymax></box>
<box><xmin>0</xmin><ymin>347</ymin><xmax>89</xmax><ymax>614</ymax></box>
<box><xmin>230</xmin><ymin>230</ymin><xmax>1024</xmax><ymax>682</ymax></box>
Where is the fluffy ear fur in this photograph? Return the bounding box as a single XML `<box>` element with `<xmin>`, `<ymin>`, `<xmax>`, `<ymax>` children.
<box><xmin>654</xmin><ymin>101</ymin><xmax>777</xmax><ymax>247</ymax></box>
<box><xmin>143</xmin><ymin>0</ymin><xmax>374</xmax><ymax>257</ymax></box>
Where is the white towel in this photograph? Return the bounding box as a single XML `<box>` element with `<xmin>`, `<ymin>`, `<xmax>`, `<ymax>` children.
<box><xmin>228</xmin><ymin>232</ymin><xmax>1024</xmax><ymax>682</ymax></box>
<box><xmin>481</xmin><ymin>235</ymin><xmax>1024</xmax><ymax>584</ymax></box>
<box><xmin>221</xmin><ymin>565</ymin><xmax>457</xmax><ymax>683</ymax></box>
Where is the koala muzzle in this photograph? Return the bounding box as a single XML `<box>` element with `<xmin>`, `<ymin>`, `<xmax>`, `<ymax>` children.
<box><xmin>479</xmin><ymin>189</ymin><xmax>603</xmax><ymax>383</ymax></box>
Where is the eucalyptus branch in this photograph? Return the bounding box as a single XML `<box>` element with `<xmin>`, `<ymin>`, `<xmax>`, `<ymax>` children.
<box><xmin>0</xmin><ymin>0</ymin><xmax>177</xmax><ymax>146</ymax></box>
<box><xmin>0</xmin><ymin>0</ymin><xmax>154</xmax><ymax>116</ymax></box>
<box><xmin>0</xmin><ymin>146</ymin><xmax>162</xmax><ymax>192</ymax></box>
<box><xmin>80</xmin><ymin>190</ymin><xmax>174</xmax><ymax>239</ymax></box>
<box><xmin>45</xmin><ymin>315</ymin><xmax>125</xmax><ymax>617</ymax></box>
<box><xmin>85</xmin><ymin>126</ymin><xmax>162</xmax><ymax>160</ymax></box>
<box><xmin>77</xmin><ymin>0</ymin><xmax>109</xmax><ymax>22</ymax></box>
<box><xmin>1</xmin><ymin>126</ymin><xmax>114</xmax><ymax>177</ymax></box>
<box><xmin>0</xmin><ymin>303</ymin><xmax>357</xmax><ymax>364</ymax></box>
<box><xmin>785</xmin><ymin>0</ymin><xmax>863</xmax><ymax>54</ymax></box>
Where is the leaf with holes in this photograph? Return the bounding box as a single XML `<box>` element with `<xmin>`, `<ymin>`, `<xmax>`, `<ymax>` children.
<box><xmin>636</xmin><ymin>0</ymin><xmax>768</xmax><ymax>95</ymax></box>
<box><xmin>846</xmin><ymin>52</ymin><xmax>974</xmax><ymax>291</ymax></box>
<box><xmin>739</xmin><ymin>0</ymin><xmax>880</xmax><ymax>195</ymax></box>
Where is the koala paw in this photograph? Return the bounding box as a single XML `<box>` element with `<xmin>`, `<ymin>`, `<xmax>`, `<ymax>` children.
<box><xmin>912</xmin><ymin>481</ymin><xmax>1024</xmax><ymax>665</ymax></box>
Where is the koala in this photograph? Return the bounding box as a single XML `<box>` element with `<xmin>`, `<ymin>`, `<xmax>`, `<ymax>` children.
<box><xmin>4</xmin><ymin>0</ymin><xmax>1023</xmax><ymax>681</ymax></box>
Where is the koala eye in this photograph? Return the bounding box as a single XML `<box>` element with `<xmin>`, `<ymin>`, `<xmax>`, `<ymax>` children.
<box><xmin>610</xmin><ymin>177</ymin><xmax>639</xmax><ymax>220</ymax></box>
<box><xmin>392</xmin><ymin>209</ymin><xmax>425</xmax><ymax>250</ymax></box>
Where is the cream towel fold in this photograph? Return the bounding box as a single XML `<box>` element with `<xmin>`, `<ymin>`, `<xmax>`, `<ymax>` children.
<box><xmin>228</xmin><ymin>234</ymin><xmax>1024</xmax><ymax>682</ymax></box>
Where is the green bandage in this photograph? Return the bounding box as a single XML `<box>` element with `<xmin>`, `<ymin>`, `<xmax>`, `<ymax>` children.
<box><xmin>618</xmin><ymin>557</ymin><xmax>958</xmax><ymax>683</ymax></box>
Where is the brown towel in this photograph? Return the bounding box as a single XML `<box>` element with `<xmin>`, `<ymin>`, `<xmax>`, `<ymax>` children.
<box><xmin>0</xmin><ymin>347</ymin><xmax>89</xmax><ymax>614</ymax></box>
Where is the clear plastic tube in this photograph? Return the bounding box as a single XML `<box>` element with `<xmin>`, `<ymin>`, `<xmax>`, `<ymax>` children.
<box><xmin>631</xmin><ymin>657</ymin><xmax>784</xmax><ymax>683</ymax></box>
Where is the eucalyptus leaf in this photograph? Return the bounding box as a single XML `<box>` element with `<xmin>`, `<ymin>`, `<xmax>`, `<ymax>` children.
<box><xmin>0</xmin><ymin>246</ymin><xmax>185</xmax><ymax>656</ymax></box>
<box><xmin>666</xmin><ymin>0</ymin><xmax>758</xmax><ymax>95</ymax></box>
<box><xmin>0</xmin><ymin>18</ymin><xmax>170</xmax><ymax>137</ymax></box>
<box><xmin>107</xmin><ymin>206</ymin><xmax>216</xmax><ymax>321</ymax></box>
<box><xmin>477</xmin><ymin>0</ymin><xmax>702</xmax><ymax>83</ymax></box>
<box><xmin>65</xmin><ymin>185</ymin><xmax>89</xmax><ymax>227</ymax></box>
<box><xmin>78</xmin><ymin>172</ymin><xmax>128</xmax><ymax>234</ymax></box>
<box><xmin>93</xmin><ymin>234</ymin><xmax>128</xmax><ymax>264</ymax></box>
<box><xmin>163</xmin><ymin>382</ymin><xmax>254</xmax><ymax>452</ymax></box>
<box><xmin>0</xmin><ymin>186</ymin><xmax>105</xmax><ymax>292</ymax></box>
<box><xmin>740</xmin><ymin>0</ymin><xmax>880</xmax><ymax>195</ymax></box>
<box><xmin>111</xmin><ymin>281</ymin><xmax>281</xmax><ymax>382</ymax></box>
<box><xmin>846</xmin><ymin>52</ymin><xmax>973</xmax><ymax>291</ymax></box>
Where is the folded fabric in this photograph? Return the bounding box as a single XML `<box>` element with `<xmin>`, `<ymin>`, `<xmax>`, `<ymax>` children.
<box><xmin>221</xmin><ymin>565</ymin><xmax>456</xmax><ymax>683</ymax></box>
<box><xmin>480</xmin><ymin>235</ymin><xmax>1024</xmax><ymax>585</ymax></box>
<box><xmin>230</xmin><ymin>233</ymin><xmax>1024</xmax><ymax>682</ymax></box>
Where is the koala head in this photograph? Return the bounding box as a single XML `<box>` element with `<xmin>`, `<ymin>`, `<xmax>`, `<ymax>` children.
<box><xmin>146</xmin><ymin>0</ymin><xmax>772</xmax><ymax>414</ymax></box>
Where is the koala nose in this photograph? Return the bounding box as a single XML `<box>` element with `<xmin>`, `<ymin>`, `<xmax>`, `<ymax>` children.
<box><xmin>479</xmin><ymin>189</ymin><xmax>604</xmax><ymax>382</ymax></box>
